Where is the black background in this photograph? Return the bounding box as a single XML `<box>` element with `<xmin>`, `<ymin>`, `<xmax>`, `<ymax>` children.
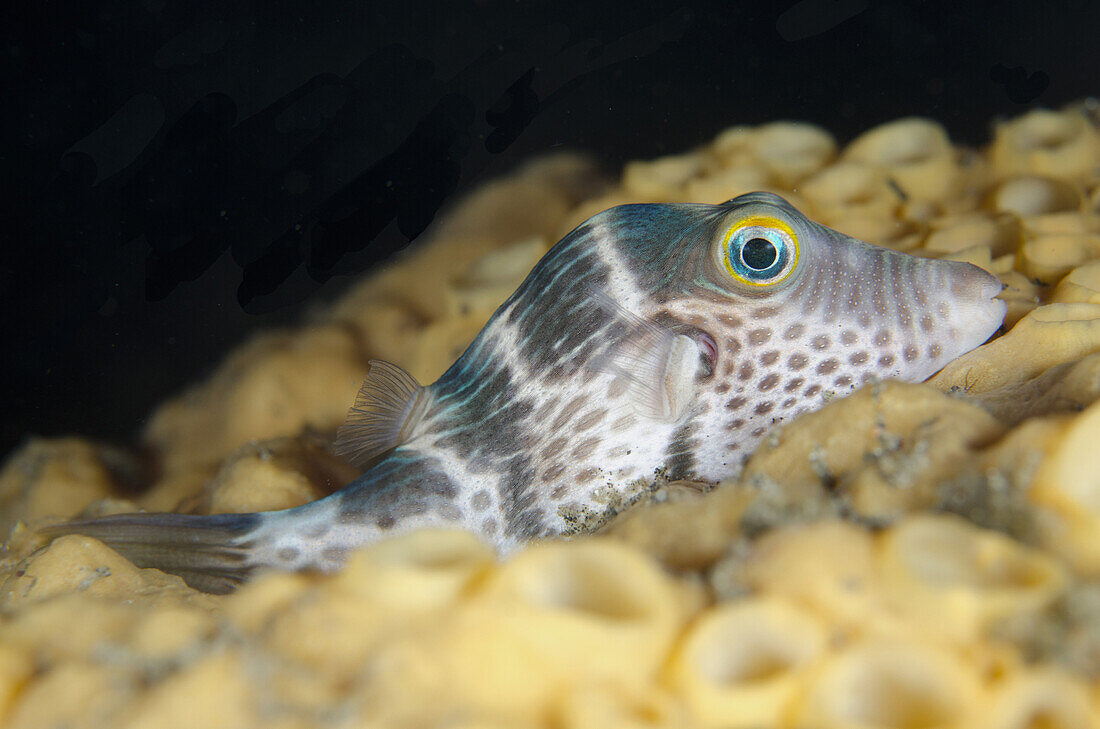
<box><xmin>2</xmin><ymin>0</ymin><xmax>1096</xmax><ymax>458</ymax></box>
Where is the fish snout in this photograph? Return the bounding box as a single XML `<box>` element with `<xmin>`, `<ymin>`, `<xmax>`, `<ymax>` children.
<box><xmin>939</xmin><ymin>259</ymin><xmax>1008</xmax><ymax>343</ymax></box>
<box><xmin>817</xmin><ymin>239</ymin><xmax>1007</xmax><ymax>384</ymax></box>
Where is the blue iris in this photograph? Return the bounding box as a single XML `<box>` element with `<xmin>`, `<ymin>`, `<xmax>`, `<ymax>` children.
<box><xmin>728</xmin><ymin>228</ymin><xmax>791</xmax><ymax>282</ymax></box>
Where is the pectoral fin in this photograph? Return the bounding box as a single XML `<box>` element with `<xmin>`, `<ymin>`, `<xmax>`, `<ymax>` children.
<box><xmin>588</xmin><ymin>290</ymin><xmax>701</xmax><ymax>422</ymax></box>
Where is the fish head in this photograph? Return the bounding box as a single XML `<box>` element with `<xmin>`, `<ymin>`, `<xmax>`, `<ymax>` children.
<box><xmin>611</xmin><ymin>191</ymin><xmax>1007</xmax><ymax>457</ymax></box>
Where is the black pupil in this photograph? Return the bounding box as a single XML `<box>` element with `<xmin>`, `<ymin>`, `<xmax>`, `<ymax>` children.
<box><xmin>742</xmin><ymin>237</ymin><xmax>778</xmax><ymax>271</ymax></box>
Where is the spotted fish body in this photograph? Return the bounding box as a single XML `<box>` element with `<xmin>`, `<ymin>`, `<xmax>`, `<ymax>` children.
<box><xmin>49</xmin><ymin>193</ymin><xmax>1006</xmax><ymax>591</ymax></box>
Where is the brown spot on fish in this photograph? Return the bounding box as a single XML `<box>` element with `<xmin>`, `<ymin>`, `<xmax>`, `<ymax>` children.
<box><xmin>751</xmin><ymin>426</ymin><xmax>767</xmax><ymax>437</ymax></box>
<box><xmin>718</xmin><ymin>313</ymin><xmax>743</xmax><ymax>328</ymax></box>
<box><xmin>920</xmin><ymin>314</ymin><xmax>935</xmax><ymax>332</ymax></box>
<box><xmin>738</xmin><ymin>361</ymin><xmax>755</xmax><ymax>380</ymax></box>
<box><xmin>551</xmin><ymin>483</ymin><xmax>568</xmax><ymax>500</ymax></box>
<box><xmin>878</xmin><ymin>353</ymin><xmax>895</xmax><ymax>368</ymax></box>
<box><xmin>576</xmin><ymin>467</ymin><xmax>600</xmax><ymax>483</ymax></box>
<box><xmin>542</xmin><ymin>462</ymin><xmax>567</xmax><ymax>482</ymax></box>
<box><xmin>782</xmin><ymin>397</ymin><xmax>796</xmax><ymax>408</ymax></box>
<box><xmin>874</xmin><ymin>329</ymin><xmax>891</xmax><ymax>346</ymax></box>
<box><xmin>805</xmin><ymin>384</ymin><xmax>822</xmax><ymax>397</ymax></box>
<box><xmin>715</xmin><ymin>382</ymin><xmax>730</xmax><ymax>394</ymax></box>
<box><xmin>784</xmin><ymin>324</ymin><xmax>806</xmax><ymax>340</ymax></box>
<box><xmin>471</xmin><ymin>490</ymin><xmax>491</xmax><ymax>510</ymax></box>
<box><xmin>726</xmin><ymin>396</ymin><xmax>748</xmax><ymax>410</ymax></box>
<box><xmin>784</xmin><ymin>377</ymin><xmax>805</xmax><ymax>392</ymax></box>
<box><xmin>543</xmin><ymin>437</ymin><xmax>568</xmax><ymax>459</ymax></box>
<box><xmin>835</xmin><ymin>375</ymin><xmax>853</xmax><ymax>387</ymax></box>
<box><xmin>811</xmin><ymin>335</ymin><xmax>830</xmax><ymax>350</ymax></box>
<box><xmin>754</xmin><ymin>401</ymin><xmax>774</xmax><ymax>415</ymax></box>
<box><xmin>571</xmin><ymin>436</ymin><xmax>601</xmax><ymax>461</ymax></box>
<box><xmin>849</xmin><ymin>351</ymin><xmax>869</xmax><ymax>365</ymax></box>
<box><xmin>726</xmin><ymin>418</ymin><xmax>745</xmax><ymax>430</ymax></box>
<box><xmin>575</xmin><ymin>408</ymin><xmax>607</xmax><ymax>432</ymax></box>
<box><xmin>929</xmin><ymin>343</ymin><xmax>943</xmax><ymax>359</ymax></box>
<box><xmin>758</xmin><ymin>373</ymin><xmax>780</xmax><ymax>391</ymax></box>
<box><xmin>610</xmin><ymin>415</ymin><xmax>636</xmax><ymax>431</ymax></box>
<box><xmin>760</xmin><ymin>350</ymin><xmax>780</xmax><ymax>366</ymax></box>
<box><xmin>482</xmin><ymin>517</ymin><xmax>499</xmax><ymax>534</ymax></box>
<box><xmin>816</xmin><ymin>358</ymin><xmax>839</xmax><ymax>375</ymax></box>
<box><xmin>377</xmin><ymin>514</ymin><xmax>396</xmax><ymax>530</ymax></box>
<box><xmin>748</xmin><ymin>328</ymin><xmax>772</xmax><ymax>345</ymax></box>
<box><xmin>752</xmin><ymin>306</ymin><xmax>780</xmax><ymax>319</ymax></box>
<box><xmin>903</xmin><ymin>345</ymin><xmax>919</xmax><ymax>362</ymax></box>
<box><xmin>277</xmin><ymin>547</ymin><xmax>299</xmax><ymax>562</ymax></box>
<box><xmin>788</xmin><ymin>353</ymin><xmax>809</xmax><ymax>370</ymax></box>
<box><xmin>552</xmin><ymin>396</ymin><xmax>586</xmax><ymax>430</ymax></box>
<box><xmin>841</xmin><ymin>330</ymin><xmax>858</xmax><ymax>345</ymax></box>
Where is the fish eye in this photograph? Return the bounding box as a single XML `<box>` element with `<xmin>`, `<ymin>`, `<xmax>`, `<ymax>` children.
<box><xmin>741</xmin><ymin>237</ymin><xmax>778</xmax><ymax>270</ymax></box>
<box><xmin>720</xmin><ymin>216</ymin><xmax>800</xmax><ymax>287</ymax></box>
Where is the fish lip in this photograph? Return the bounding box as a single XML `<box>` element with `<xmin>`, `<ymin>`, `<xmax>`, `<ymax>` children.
<box><xmin>967</xmin><ymin>265</ymin><xmax>1009</xmax><ymax>338</ymax></box>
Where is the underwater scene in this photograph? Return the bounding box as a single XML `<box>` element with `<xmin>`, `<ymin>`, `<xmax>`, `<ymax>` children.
<box><xmin>4</xmin><ymin>2</ymin><xmax>1100</xmax><ymax>728</ymax></box>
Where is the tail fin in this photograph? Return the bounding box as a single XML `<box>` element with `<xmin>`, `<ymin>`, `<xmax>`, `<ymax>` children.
<box><xmin>39</xmin><ymin>512</ymin><xmax>263</xmax><ymax>594</ymax></box>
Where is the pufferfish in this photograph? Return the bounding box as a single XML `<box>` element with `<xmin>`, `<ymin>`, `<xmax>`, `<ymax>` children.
<box><xmin>47</xmin><ymin>192</ymin><xmax>1006</xmax><ymax>592</ymax></box>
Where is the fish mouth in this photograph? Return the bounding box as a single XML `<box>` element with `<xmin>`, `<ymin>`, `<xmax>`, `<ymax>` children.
<box><xmin>954</xmin><ymin>262</ymin><xmax>1009</xmax><ymax>340</ymax></box>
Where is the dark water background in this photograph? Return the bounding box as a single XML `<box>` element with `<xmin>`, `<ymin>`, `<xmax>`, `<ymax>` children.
<box><xmin>1</xmin><ymin>0</ymin><xmax>1096</xmax><ymax>457</ymax></box>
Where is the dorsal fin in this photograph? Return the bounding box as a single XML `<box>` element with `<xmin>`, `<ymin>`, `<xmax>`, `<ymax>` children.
<box><xmin>334</xmin><ymin>360</ymin><xmax>430</xmax><ymax>468</ymax></box>
<box><xmin>586</xmin><ymin>288</ymin><xmax>701</xmax><ymax>422</ymax></box>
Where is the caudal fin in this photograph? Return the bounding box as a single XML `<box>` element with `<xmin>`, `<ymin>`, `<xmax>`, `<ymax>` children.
<box><xmin>39</xmin><ymin>512</ymin><xmax>263</xmax><ymax>594</ymax></box>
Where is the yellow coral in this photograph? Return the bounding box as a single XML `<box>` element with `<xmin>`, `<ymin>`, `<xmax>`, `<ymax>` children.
<box><xmin>438</xmin><ymin>540</ymin><xmax>690</xmax><ymax>720</ymax></box>
<box><xmin>844</xmin><ymin>117</ymin><xmax>961</xmax><ymax>201</ymax></box>
<box><xmin>876</xmin><ymin>514</ymin><xmax>1069</xmax><ymax>643</ymax></box>
<box><xmin>982</xmin><ymin>666</ymin><xmax>1099</xmax><ymax>729</ymax></box>
<box><xmin>799</xmin><ymin>161</ymin><xmax>901</xmax><ymax>223</ymax></box>
<box><xmin>668</xmin><ymin>596</ymin><xmax>829</xmax><ymax>728</ymax></box>
<box><xmin>790</xmin><ymin>638</ymin><xmax>985</xmax><ymax>729</ymax></box>
<box><xmin>0</xmin><ymin>438</ymin><xmax>119</xmax><ymax>534</ymax></box>
<box><xmin>1030</xmin><ymin>398</ymin><xmax>1100</xmax><ymax>574</ymax></box>
<box><xmin>990</xmin><ymin>108</ymin><xmax>1100</xmax><ymax>182</ymax></box>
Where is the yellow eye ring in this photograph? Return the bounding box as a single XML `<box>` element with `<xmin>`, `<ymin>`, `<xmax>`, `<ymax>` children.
<box><xmin>720</xmin><ymin>215</ymin><xmax>800</xmax><ymax>287</ymax></box>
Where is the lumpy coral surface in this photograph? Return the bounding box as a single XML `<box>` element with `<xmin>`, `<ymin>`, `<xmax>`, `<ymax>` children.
<box><xmin>4</xmin><ymin>104</ymin><xmax>1100</xmax><ymax>728</ymax></box>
